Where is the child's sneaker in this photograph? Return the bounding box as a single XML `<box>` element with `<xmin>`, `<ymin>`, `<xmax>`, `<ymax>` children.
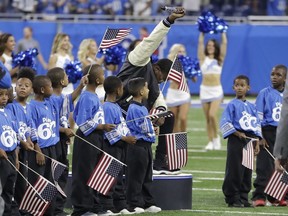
<box><xmin>252</xmin><ymin>199</ymin><xmax>266</xmax><ymax>207</ymax></box>
<box><xmin>279</xmin><ymin>200</ymin><xmax>287</xmax><ymax>206</ymax></box>
<box><xmin>119</xmin><ymin>208</ymin><xmax>135</xmax><ymax>215</ymax></box>
<box><xmin>133</xmin><ymin>207</ymin><xmax>144</xmax><ymax>214</ymax></box>
<box><xmin>144</xmin><ymin>205</ymin><xmax>161</xmax><ymax>213</ymax></box>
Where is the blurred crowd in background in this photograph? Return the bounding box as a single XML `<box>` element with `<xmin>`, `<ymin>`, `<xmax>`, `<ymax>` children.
<box><xmin>0</xmin><ymin>0</ymin><xmax>287</xmax><ymax>17</ymax></box>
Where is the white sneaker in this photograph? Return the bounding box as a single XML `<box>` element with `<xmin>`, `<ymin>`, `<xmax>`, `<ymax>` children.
<box><xmin>144</xmin><ymin>205</ymin><xmax>161</xmax><ymax>213</ymax></box>
<box><xmin>133</xmin><ymin>207</ymin><xmax>144</xmax><ymax>214</ymax></box>
<box><xmin>213</xmin><ymin>136</ymin><xmax>221</xmax><ymax>150</ymax></box>
<box><xmin>205</xmin><ymin>141</ymin><xmax>214</xmax><ymax>150</ymax></box>
<box><xmin>119</xmin><ymin>208</ymin><xmax>135</xmax><ymax>215</ymax></box>
<box><xmin>81</xmin><ymin>212</ymin><xmax>98</xmax><ymax>216</ymax></box>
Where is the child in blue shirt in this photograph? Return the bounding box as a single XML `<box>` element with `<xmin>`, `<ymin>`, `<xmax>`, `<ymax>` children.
<box><xmin>6</xmin><ymin>67</ymin><xmax>35</xmax><ymax>209</ymax></box>
<box><xmin>28</xmin><ymin>75</ymin><xmax>66</xmax><ymax>215</ymax></box>
<box><xmin>252</xmin><ymin>65</ymin><xmax>287</xmax><ymax>207</ymax></box>
<box><xmin>71</xmin><ymin>64</ymin><xmax>115</xmax><ymax>216</ymax></box>
<box><xmin>221</xmin><ymin>75</ymin><xmax>261</xmax><ymax>208</ymax></box>
<box><xmin>0</xmin><ymin>88</ymin><xmax>19</xmax><ymax>216</ymax></box>
<box><xmin>47</xmin><ymin>67</ymin><xmax>87</xmax><ymax>215</ymax></box>
<box><xmin>126</xmin><ymin>77</ymin><xmax>161</xmax><ymax>213</ymax></box>
<box><xmin>100</xmin><ymin>76</ymin><xmax>136</xmax><ymax>214</ymax></box>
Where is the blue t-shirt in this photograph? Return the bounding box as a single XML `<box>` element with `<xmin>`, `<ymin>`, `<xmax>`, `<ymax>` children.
<box><xmin>0</xmin><ymin>108</ymin><xmax>18</xmax><ymax>152</ymax></box>
<box><xmin>103</xmin><ymin>101</ymin><xmax>130</xmax><ymax>145</ymax></box>
<box><xmin>256</xmin><ymin>86</ymin><xmax>283</xmax><ymax>127</ymax></box>
<box><xmin>126</xmin><ymin>101</ymin><xmax>155</xmax><ymax>143</ymax></box>
<box><xmin>74</xmin><ymin>91</ymin><xmax>105</xmax><ymax>136</ymax></box>
<box><xmin>220</xmin><ymin>98</ymin><xmax>262</xmax><ymax>139</ymax></box>
<box><xmin>50</xmin><ymin>94</ymin><xmax>73</xmax><ymax>128</ymax></box>
<box><xmin>30</xmin><ymin>97</ymin><xmax>63</xmax><ymax>148</ymax></box>
<box><xmin>6</xmin><ymin>100</ymin><xmax>32</xmax><ymax>141</ymax></box>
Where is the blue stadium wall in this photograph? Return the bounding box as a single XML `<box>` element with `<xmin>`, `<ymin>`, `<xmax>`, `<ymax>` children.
<box><xmin>1</xmin><ymin>20</ymin><xmax>288</xmax><ymax>95</ymax></box>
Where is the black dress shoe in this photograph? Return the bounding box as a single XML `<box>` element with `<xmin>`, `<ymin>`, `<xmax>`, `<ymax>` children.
<box><xmin>228</xmin><ymin>202</ymin><xmax>244</xmax><ymax>207</ymax></box>
<box><xmin>242</xmin><ymin>202</ymin><xmax>253</xmax><ymax>207</ymax></box>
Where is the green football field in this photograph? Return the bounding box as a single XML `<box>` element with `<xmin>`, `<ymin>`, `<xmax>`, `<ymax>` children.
<box><xmin>67</xmin><ymin>97</ymin><xmax>288</xmax><ymax>215</ymax></box>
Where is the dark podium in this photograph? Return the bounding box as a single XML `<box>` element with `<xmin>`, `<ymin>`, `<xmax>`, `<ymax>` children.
<box><xmin>65</xmin><ymin>173</ymin><xmax>192</xmax><ymax>210</ymax></box>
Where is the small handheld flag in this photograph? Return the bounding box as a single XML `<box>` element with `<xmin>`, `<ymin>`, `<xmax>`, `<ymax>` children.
<box><xmin>264</xmin><ymin>171</ymin><xmax>288</xmax><ymax>201</ymax></box>
<box><xmin>242</xmin><ymin>140</ymin><xmax>254</xmax><ymax>170</ymax></box>
<box><xmin>165</xmin><ymin>132</ymin><xmax>188</xmax><ymax>170</ymax></box>
<box><xmin>167</xmin><ymin>57</ymin><xmax>189</xmax><ymax>93</ymax></box>
<box><xmin>87</xmin><ymin>153</ymin><xmax>123</xmax><ymax>195</ymax></box>
<box><xmin>99</xmin><ymin>28</ymin><xmax>131</xmax><ymax>49</ymax></box>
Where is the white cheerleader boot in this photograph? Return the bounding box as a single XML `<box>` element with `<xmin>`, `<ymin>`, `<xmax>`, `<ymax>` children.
<box><xmin>205</xmin><ymin>141</ymin><xmax>214</xmax><ymax>150</ymax></box>
<box><xmin>213</xmin><ymin>136</ymin><xmax>221</xmax><ymax>150</ymax></box>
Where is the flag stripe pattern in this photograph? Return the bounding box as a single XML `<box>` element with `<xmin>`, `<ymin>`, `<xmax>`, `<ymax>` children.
<box><xmin>51</xmin><ymin>159</ymin><xmax>67</xmax><ymax>197</ymax></box>
<box><xmin>99</xmin><ymin>28</ymin><xmax>131</xmax><ymax>49</ymax></box>
<box><xmin>165</xmin><ymin>132</ymin><xmax>188</xmax><ymax>170</ymax></box>
<box><xmin>19</xmin><ymin>176</ymin><xmax>57</xmax><ymax>216</ymax></box>
<box><xmin>147</xmin><ymin>110</ymin><xmax>172</xmax><ymax>121</ymax></box>
<box><xmin>264</xmin><ymin>171</ymin><xmax>288</xmax><ymax>201</ymax></box>
<box><xmin>87</xmin><ymin>153</ymin><xmax>123</xmax><ymax>195</ymax></box>
<box><xmin>242</xmin><ymin>140</ymin><xmax>254</xmax><ymax>170</ymax></box>
<box><xmin>167</xmin><ymin>58</ymin><xmax>189</xmax><ymax>93</ymax></box>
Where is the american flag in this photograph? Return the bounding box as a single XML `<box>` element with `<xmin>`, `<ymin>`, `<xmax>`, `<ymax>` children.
<box><xmin>19</xmin><ymin>176</ymin><xmax>57</xmax><ymax>216</ymax></box>
<box><xmin>147</xmin><ymin>110</ymin><xmax>172</xmax><ymax>121</ymax></box>
<box><xmin>242</xmin><ymin>140</ymin><xmax>254</xmax><ymax>170</ymax></box>
<box><xmin>264</xmin><ymin>171</ymin><xmax>288</xmax><ymax>201</ymax></box>
<box><xmin>51</xmin><ymin>159</ymin><xmax>67</xmax><ymax>197</ymax></box>
<box><xmin>87</xmin><ymin>153</ymin><xmax>123</xmax><ymax>195</ymax></box>
<box><xmin>167</xmin><ymin>58</ymin><xmax>189</xmax><ymax>93</ymax></box>
<box><xmin>165</xmin><ymin>132</ymin><xmax>188</xmax><ymax>170</ymax></box>
<box><xmin>99</xmin><ymin>28</ymin><xmax>131</xmax><ymax>49</ymax></box>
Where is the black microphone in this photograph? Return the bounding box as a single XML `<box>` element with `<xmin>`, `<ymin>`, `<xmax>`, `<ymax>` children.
<box><xmin>161</xmin><ymin>6</ymin><xmax>183</xmax><ymax>13</ymax></box>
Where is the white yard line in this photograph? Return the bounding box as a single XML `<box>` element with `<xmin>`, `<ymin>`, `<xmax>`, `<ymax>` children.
<box><xmin>192</xmin><ymin>188</ymin><xmax>221</xmax><ymax>191</ymax></box>
<box><xmin>183</xmin><ymin>209</ymin><xmax>287</xmax><ymax>215</ymax></box>
<box><xmin>187</xmin><ymin>149</ymin><xmax>208</xmax><ymax>153</ymax></box>
<box><xmin>196</xmin><ymin>177</ymin><xmax>223</xmax><ymax>180</ymax></box>
<box><xmin>188</xmin><ymin>156</ymin><xmax>226</xmax><ymax>160</ymax></box>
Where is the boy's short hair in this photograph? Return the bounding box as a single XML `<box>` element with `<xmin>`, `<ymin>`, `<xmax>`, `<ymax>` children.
<box><xmin>83</xmin><ymin>64</ymin><xmax>102</xmax><ymax>84</ymax></box>
<box><xmin>128</xmin><ymin>77</ymin><xmax>146</xmax><ymax>97</ymax></box>
<box><xmin>33</xmin><ymin>75</ymin><xmax>51</xmax><ymax>94</ymax></box>
<box><xmin>47</xmin><ymin>67</ymin><xmax>65</xmax><ymax>88</ymax></box>
<box><xmin>17</xmin><ymin>67</ymin><xmax>36</xmax><ymax>83</ymax></box>
<box><xmin>274</xmin><ymin>64</ymin><xmax>287</xmax><ymax>75</ymax></box>
<box><xmin>104</xmin><ymin>76</ymin><xmax>122</xmax><ymax>94</ymax></box>
<box><xmin>234</xmin><ymin>75</ymin><xmax>250</xmax><ymax>85</ymax></box>
<box><xmin>155</xmin><ymin>58</ymin><xmax>173</xmax><ymax>77</ymax></box>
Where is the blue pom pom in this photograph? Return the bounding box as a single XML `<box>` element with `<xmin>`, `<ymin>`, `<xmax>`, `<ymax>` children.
<box><xmin>64</xmin><ymin>60</ymin><xmax>83</xmax><ymax>84</ymax></box>
<box><xmin>12</xmin><ymin>48</ymin><xmax>39</xmax><ymax>70</ymax></box>
<box><xmin>151</xmin><ymin>54</ymin><xmax>159</xmax><ymax>64</ymax></box>
<box><xmin>178</xmin><ymin>55</ymin><xmax>202</xmax><ymax>78</ymax></box>
<box><xmin>99</xmin><ymin>45</ymin><xmax>127</xmax><ymax>65</ymax></box>
<box><xmin>197</xmin><ymin>11</ymin><xmax>228</xmax><ymax>34</ymax></box>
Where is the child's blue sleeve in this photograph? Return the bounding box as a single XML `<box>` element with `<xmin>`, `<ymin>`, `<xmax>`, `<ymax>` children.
<box><xmin>220</xmin><ymin>103</ymin><xmax>236</xmax><ymax>139</ymax></box>
<box><xmin>255</xmin><ymin>90</ymin><xmax>265</xmax><ymax>122</ymax></box>
<box><xmin>76</xmin><ymin>99</ymin><xmax>105</xmax><ymax>136</ymax></box>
